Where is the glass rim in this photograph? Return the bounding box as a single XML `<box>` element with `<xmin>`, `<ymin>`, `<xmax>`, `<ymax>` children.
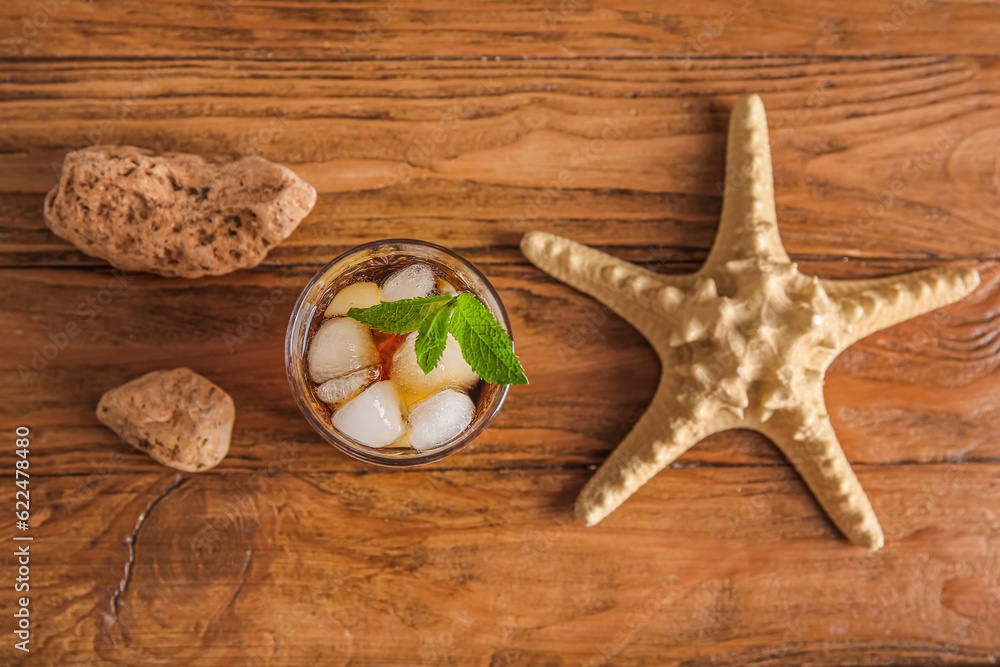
<box><xmin>284</xmin><ymin>238</ymin><xmax>512</xmax><ymax>467</ymax></box>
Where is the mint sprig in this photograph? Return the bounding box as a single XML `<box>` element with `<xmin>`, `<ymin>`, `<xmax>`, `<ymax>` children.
<box><xmin>347</xmin><ymin>294</ymin><xmax>528</xmax><ymax>385</ymax></box>
<box><xmin>414</xmin><ymin>299</ymin><xmax>453</xmax><ymax>373</ymax></box>
<box><xmin>345</xmin><ymin>294</ymin><xmax>453</xmax><ymax>334</ymax></box>
<box><xmin>448</xmin><ymin>294</ymin><xmax>528</xmax><ymax>385</ymax></box>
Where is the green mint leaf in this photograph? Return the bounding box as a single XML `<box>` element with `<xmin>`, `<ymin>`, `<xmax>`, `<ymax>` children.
<box><xmin>448</xmin><ymin>293</ymin><xmax>528</xmax><ymax>385</ymax></box>
<box><xmin>346</xmin><ymin>294</ymin><xmax>454</xmax><ymax>334</ymax></box>
<box><xmin>414</xmin><ymin>301</ymin><xmax>453</xmax><ymax>374</ymax></box>
<box><xmin>345</xmin><ymin>291</ymin><xmax>528</xmax><ymax>385</ymax></box>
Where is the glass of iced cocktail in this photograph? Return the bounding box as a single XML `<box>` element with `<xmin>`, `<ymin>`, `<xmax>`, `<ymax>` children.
<box><xmin>285</xmin><ymin>239</ymin><xmax>522</xmax><ymax>466</ymax></box>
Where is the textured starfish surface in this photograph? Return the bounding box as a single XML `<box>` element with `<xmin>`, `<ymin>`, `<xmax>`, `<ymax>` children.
<box><xmin>520</xmin><ymin>94</ymin><xmax>980</xmax><ymax>549</ymax></box>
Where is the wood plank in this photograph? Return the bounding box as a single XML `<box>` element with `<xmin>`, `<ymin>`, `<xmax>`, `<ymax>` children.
<box><xmin>2</xmin><ymin>57</ymin><xmax>999</xmax><ymax>269</ymax></box>
<box><xmin>1</xmin><ymin>262</ymin><xmax>996</xmax><ymax>478</ymax></box>
<box><xmin>2</xmin><ymin>7</ymin><xmax>999</xmax><ymax>663</ymax></box>
<box><xmin>2</xmin><ymin>464</ymin><xmax>998</xmax><ymax>665</ymax></box>
<box><xmin>2</xmin><ymin>0</ymin><xmax>1000</xmax><ymax>59</ymax></box>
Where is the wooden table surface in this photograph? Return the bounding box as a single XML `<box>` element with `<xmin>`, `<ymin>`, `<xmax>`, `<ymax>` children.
<box><xmin>1</xmin><ymin>1</ymin><xmax>999</xmax><ymax>665</ymax></box>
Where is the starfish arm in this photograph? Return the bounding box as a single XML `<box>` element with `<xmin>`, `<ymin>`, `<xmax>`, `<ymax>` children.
<box><xmin>825</xmin><ymin>265</ymin><xmax>980</xmax><ymax>348</ymax></box>
<box><xmin>702</xmin><ymin>94</ymin><xmax>790</xmax><ymax>271</ymax></box>
<box><xmin>758</xmin><ymin>398</ymin><xmax>884</xmax><ymax>549</ymax></box>
<box><xmin>575</xmin><ymin>392</ymin><xmax>720</xmax><ymax>526</ymax></box>
<box><xmin>520</xmin><ymin>231</ymin><xmax>691</xmax><ymax>337</ymax></box>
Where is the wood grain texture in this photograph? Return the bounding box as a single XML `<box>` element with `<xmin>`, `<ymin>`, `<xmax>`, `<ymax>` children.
<box><xmin>3</xmin><ymin>465</ymin><xmax>1000</xmax><ymax>666</ymax></box>
<box><xmin>2</xmin><ymin>56</ymin><xmax>999</xmax><ymax>269</ymax></box>
<box><xmin>1</xmin><ymin>0</ymin><xmax>999</xmax><ymax>664</ymax></box>
<box><xmin>2</xmin><ymin>262</ymin><xmax>997</xmax><ymax>475</ymax></box>
<box><xmin>3</xmin><ymin>0</ymin><xmax>1000</xmax><ymax>58</ymax></box>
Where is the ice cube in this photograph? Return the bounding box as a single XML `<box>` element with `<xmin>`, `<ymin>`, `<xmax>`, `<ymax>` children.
<box><xmin>390</xmin><ymin>332</ymin><xmax>480</xmax><ymax>400</ymax></box>
<box><xmin>316</xmin><ymin>367</ymin><xmax>379</xmax><ymax>406</ymax></box>
<box><xmin>308</xmin><ymin>317</ymin><xmax>380</xmax><ymax>383</ymax></box>
<box><xmin>325</xmin><ymin>281</ymin><xmax>381</xmax><ymax>318</ymax></box>
<box><xmin>331</xmin><ymin>381</ymin><xmax>404</xmax><ymax>448</ymax></box>
<box><xmin>436</xmin><ymin>277</ymin><xmax>458</xmax><ymax>296</ymax></box>
<box><xmin>381</xmin><ymin>264</ymin><xmax>436</xmax><ymax>302</ymax></box>
<box><xmin>408</xmin><ymin>388</ymin><xmax>476</xmax><ymax>450</ymax></box>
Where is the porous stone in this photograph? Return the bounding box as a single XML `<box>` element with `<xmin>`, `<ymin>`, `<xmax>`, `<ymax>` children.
<box><xmin>97</xmin><ymin>368</ymin><xmax>235</xmax><ymax>472</ymax></box>
<box><xmin>44</xmin><ymin>146</ymin><xmax>316</xmax><ymax>278</ymax></box>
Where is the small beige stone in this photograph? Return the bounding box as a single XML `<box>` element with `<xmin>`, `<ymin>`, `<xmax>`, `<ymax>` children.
<box><xmin>44</xmin><ymin>146</ymin><xmax>316</xmax><ymax>278</ymax></box>
<box><xmin>97</xmin><ymin>368</ymin><xmax>235</xmax><ymax>472</ymax></box>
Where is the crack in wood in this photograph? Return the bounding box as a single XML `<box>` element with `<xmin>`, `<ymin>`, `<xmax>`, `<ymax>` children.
<box><xmin>111</xmin><ymin>474</ymin><xmax>189</xmax><ymax>619</ymax></box>
<box><xmin>229</xmin><ymin>548</ymin><xmax>254</xmax><ymax>607</ymax></box>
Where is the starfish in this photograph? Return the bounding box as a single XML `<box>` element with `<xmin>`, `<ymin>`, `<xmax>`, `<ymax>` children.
<box><xmin>520</xmin><ymin>94</ymin><xmax>980</xmax><ymax>549</ymax></box>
